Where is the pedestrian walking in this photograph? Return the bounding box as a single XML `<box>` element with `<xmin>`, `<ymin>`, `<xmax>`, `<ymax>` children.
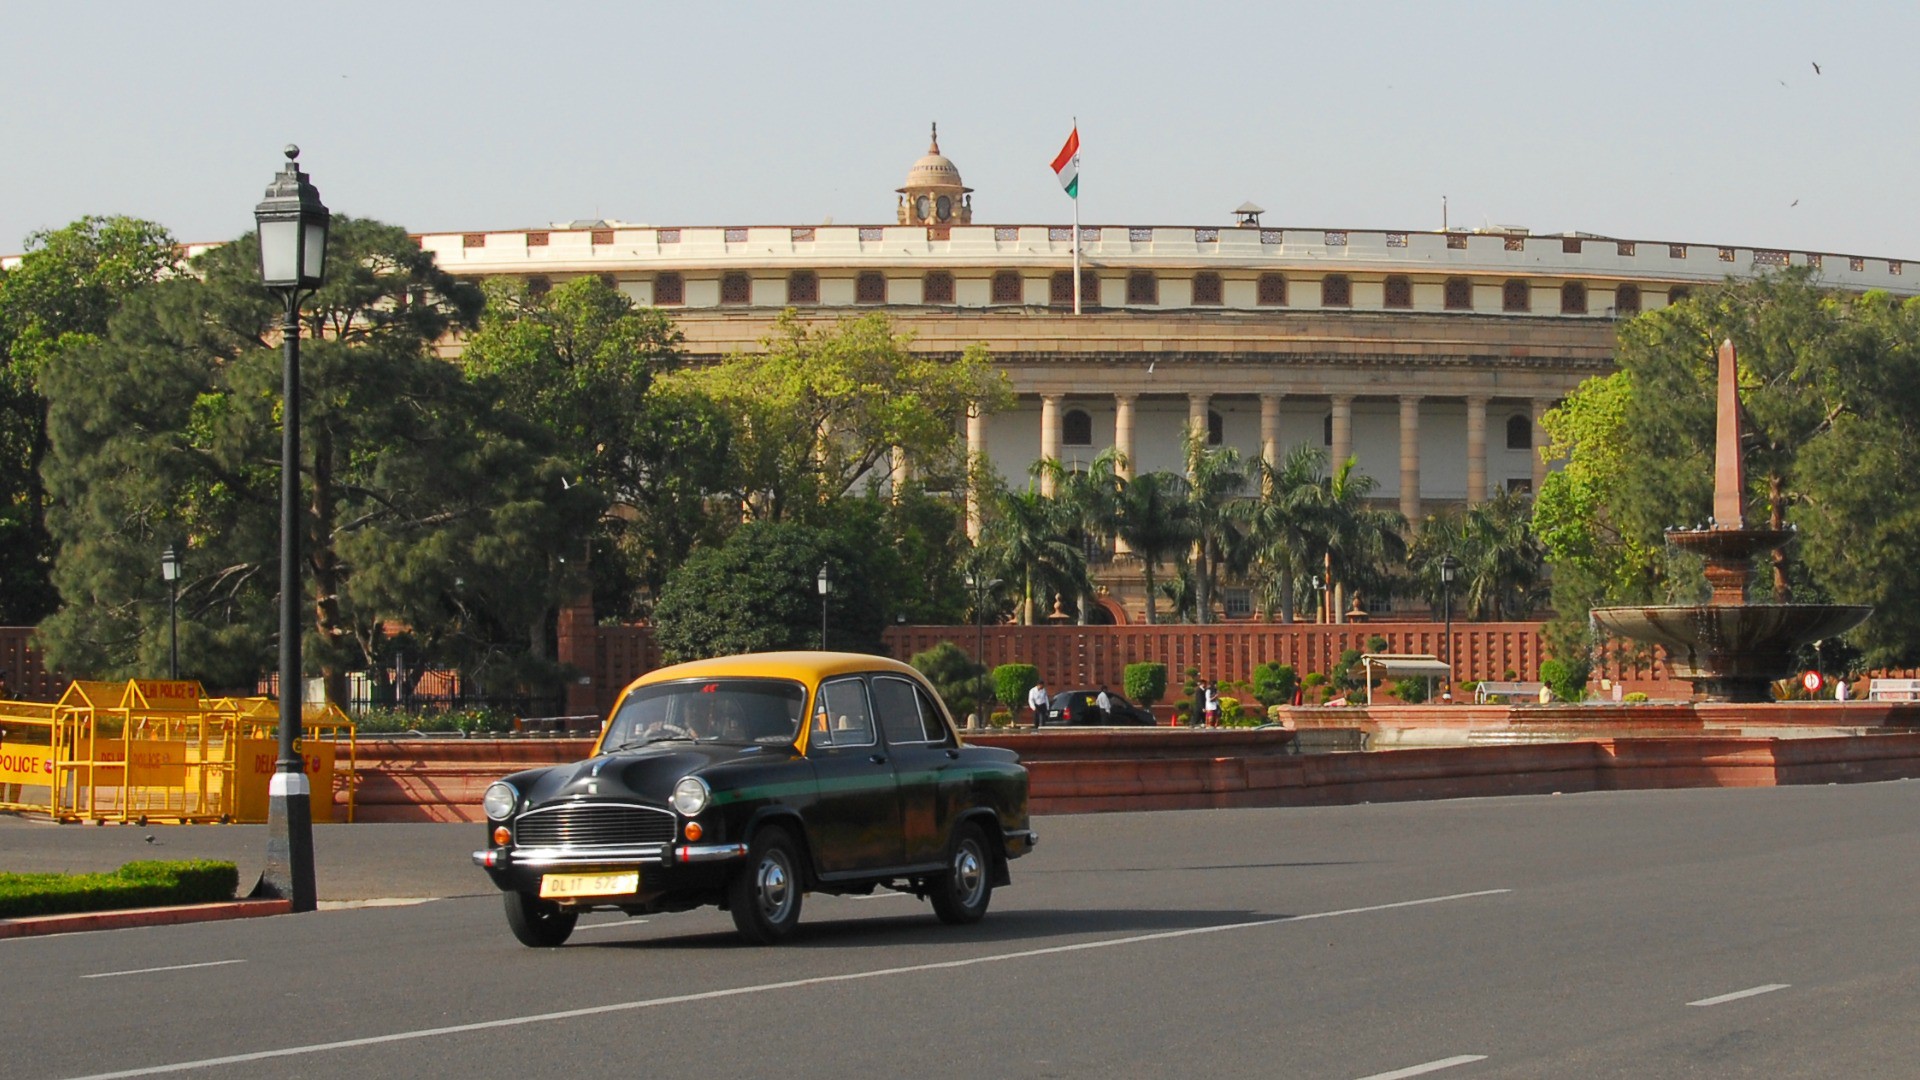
<box><xmin>1095</xmin><ymin>685</ymin><xmax>1112</xmax><ymax>724</ymax></box>
<box><xmin>1026</xmin><ymin>679</ymin><xmax>1050</xmax><ymax>727</ymax></box>
<box><xmin>1187</xmin><ymin>685</ymin><xmax>1205</xmax><ymax>728</ymax></box>
<box><xmin>1203</xmin><ymin>681</ymin><xmax>1220</xmax><ymax>728</ymax></box>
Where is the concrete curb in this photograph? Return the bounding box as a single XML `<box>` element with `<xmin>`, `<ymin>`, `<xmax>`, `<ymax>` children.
<box><xmin>0</xmin><ymin>898</ymin><xmax>291</xmax><ymax>940</ymax></box>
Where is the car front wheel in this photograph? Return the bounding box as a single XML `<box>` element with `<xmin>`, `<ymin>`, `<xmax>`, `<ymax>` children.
<box><xmin>929</xmin><ymin>821</ymin><xmax>993</xmax><ymax>925</ymax></box>
<box><xmin>729</xmin><ymin>825</ymin><xmax>804</xmax><ymax>944</ymax></box>
<box><xmin>504</xmin><ymin>890</ymin><xmax>578</xmax><ymax>948</ymax></box>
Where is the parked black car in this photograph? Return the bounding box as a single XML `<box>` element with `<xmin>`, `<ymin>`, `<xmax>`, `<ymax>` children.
<box><xmin>475</xmin><ymin>651</ymin><xmax>1035</xmax><ymax>946</ymax></box>
<box><xmin>1045</xmin><ymin>689</ymin><xmax>1158</xmax><ymax>726</ymax></box>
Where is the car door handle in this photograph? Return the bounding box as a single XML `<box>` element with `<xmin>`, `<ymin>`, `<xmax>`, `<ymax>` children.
<box><xmin>945</xmin><ymin>749</ymin><xmax>960</xmax><ymax>759</ymax></box>
<box><xmin>869</xmin><ymin>754</ymin><xmax>888</xmax><ymax>765</ymax></box>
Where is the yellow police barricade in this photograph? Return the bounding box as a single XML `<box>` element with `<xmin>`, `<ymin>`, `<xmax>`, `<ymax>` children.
<box><xmin>223</xmin><ymin>699</ymin><xmax>357</xmax><ymax>824</ymax></box>
<box><xmin>0</xmin><ymin>700</ymin><xmax>62</xmax><ymax>816</ymax></box>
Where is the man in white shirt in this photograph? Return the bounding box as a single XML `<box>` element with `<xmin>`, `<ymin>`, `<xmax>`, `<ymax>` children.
<box><xmin>1095</xmin><ymin>686</ymin><xmax>1112</xmax><ymax>724</ymax></box>
<box><xmin>1026</xmin><ymin>679</ymin><xmax>1050</xmax><ymax>727</ymax></box>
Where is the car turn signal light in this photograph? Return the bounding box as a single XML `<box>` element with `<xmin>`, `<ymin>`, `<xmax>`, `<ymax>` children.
<box><xmin>684</xmin><ymin>821</ymin><xmax>704</xmax><ymax>842</ymax></box>
<box><xmin>493</xmin><ymin>826</ymin><xmax>510</xmax><ymax>846</ymax></box>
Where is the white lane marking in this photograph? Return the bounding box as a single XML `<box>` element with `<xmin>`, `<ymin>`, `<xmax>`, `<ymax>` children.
<box><xmin>1689</xmin><ymin>983</ymin><xmax>1790</xmax><ymax>1007</ymax></box>
<box><xmin>571</xmin><ymin>919</ymin><xmax>650</xmax><ymax>932</ymax></box>
<box><xmin>81</xmin><ymin>960</ymin><xmax>246</xmax><ymax>980</ymax></box>
<box><xmin>1354</xmin><ymin>1056</ymin><xmax>1488</xmax><ymax>1080</ymax></box>
<box><xmin>65</xmin><ymin>888</ymin><xmax>1508</xmax><ymax>1079</ymax></box>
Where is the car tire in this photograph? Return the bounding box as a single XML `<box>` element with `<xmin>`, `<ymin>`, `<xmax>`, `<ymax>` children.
<box><xmin>504</xmin><ymin>890</ymin><xmax>578</xmax><ymax>948</ymax></box>
<box><xmin>729</xmin><ymin>825</ymin><xmax>804</xmax><ymax>945</ymax></box>
<box><xmin>929</xmin><ymin>821</ymin><xmax>993</xmax><ymax>925</ymax></box>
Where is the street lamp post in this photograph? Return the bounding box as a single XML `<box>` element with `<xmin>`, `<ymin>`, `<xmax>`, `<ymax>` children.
<box><xmin>1439</xmin><ymin>554</ymin><xmax>1461</xmax><ymax>700</ymax></box>
<box><xmin>817</xmin><ymin>565</ymin><xmax>831</xmax><ymax>650</ymax></box>
<box><xmin>966</xmin><ymin>572</ymin><xmax>1002</xmax><ymax>726</ymax></box>
<box><xmin>160</xmin><ymin>547</ymin><xmax>181</xmax><ymax>681</ymax></box>
<box><xmin>254</xmin><ymin>145</ymin><xmax>329</xmax><ymax>913</ymax></box>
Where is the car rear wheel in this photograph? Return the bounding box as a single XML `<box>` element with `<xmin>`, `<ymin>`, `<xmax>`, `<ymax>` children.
<box><xmin>929</xmin><ymin>821</ymin><xmax>993</xmax><ymax>925</ymax></box>
<box><xmin>504</xmin><ymin>890</ymin><xmax>578</xmax><ymax>948</ymax></box>
<box><xmin>729</xmin><ymin>825</ymin><xmax>804</xmax><ymax>944</ymax></box>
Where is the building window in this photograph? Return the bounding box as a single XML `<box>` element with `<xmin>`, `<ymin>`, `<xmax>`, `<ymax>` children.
<box><xmin>1223</xmin><ymin>588</ymin><xmax>1252</xmax><ymax>618</ymax></box>
<box><xmin>923</xmin><ymin>271</ymin><xmax>955</xmax><ymax>304</ymax></box>
<box><xmin>1669</xmin><ymin>244</ymin><xmax>1687</xmax><ymax>259</ymax></box>
<box><xmin>1447</xmin><ymin>233</ymin><xmax>1468</xmax><ymax>250</ymax></box>
<box><xmin>1562</xmin><ymin>237</ymin><xmax>1582</xmax><ymax>254</ymax></box>
<box><xmin>856</xmin><ymin>271</ymin><xmax>887</xmax><ymax>304</ymax></box>
<box><xmin>1616</xmin><ymin>241</ymin><xmax>1635</xmax><ymax>256</ymax></box>
<box><xmin>591</xmin><ymin>229</ymin><xmax>614</xmax><ymax>245</ymax></box>
<box><xmin>1207</xmin><ymin>409</ymin><xmax>1224</xmax><ymax>446</ymax></box>
<box><xmin>654</xmin><ymin>272</ymin><xmax>684</xmax><ymax>306</ymax></box>
<box><xmin>1444</xmin><ymin>276</ymin><xmax>1472</xmax><ymax>311</ymax></box>
<box><xmin>1615</xmin><ymin>283</ymin><xmax>1641</xmax><ymax>315</ymax></box>
<box><xmin>1321</xmin><ymin>275</ymin><xmax>1351</xmax><ymax>307</ymax></box>
<box><xmin>720</xmin><ymin>272</ymin><xmax>751</xmax><ymax>305</ymax></box>
<box><xmin>1126</xmin><ymin>270</ymin><xmax>1158</xmax><ymax>305</ymax></box>
<box><xmin>1051</xmin><ymin>270</ymin><xmax>1100</xmax><ymax>308</ymax></box>
<box><xmin>1063</xmin><ymin>409</ymin><xmax>1093</xmax><ymax>447</ymax></box>
<box><xmin>787</xmin><ymin>271</ymin><xmax>818</xmax><ymax>305</ymax></box>
<box><xmin>1502</xmin><ymin>279</ymin><xmax>1530</xmax><ymax>312</ymax></box>
<box><xmin>1323</xmin><ymin>413</ymin><xmax>1333</xmax><ymax>446</ymax></box>
<box><xmin>991</xmin><ymin>271</ymin><xmax>1023</xmax><ymax>304</ymax></box>
<box><xmin>1560</xmin><ymin>281</ymin><xmax>1588</xmax><ymax>314</ymax></box>
<box><xmin>462</xmin><ymin>233</ymin><xmax>486</xmax><ymax>249</ymax></box>
<box><xmin>1506</xmin><ymin>415</ymin><xmax>1532</xmax><ymax>450</ymax></box>
<box><xmin>1191</xmin><ymin>271</ymin><xmax>1223</xmax><ymax>306</ymax></box>
<box><xmin>1506</xmin><ymin>478</ymin><xmax>1533</xmax><ymax>495</ymax></box>
<box><xmin>1256</xmin><ymin>273</ymin><xmax>1287</xmax><ymax>306</ymax></box>
<box><xmin>525</xmin><ymin>275</ymin><xmax>551</xmax><ymax>298</ymax></box>
<box><xmin>1384</xmin><ymin>275</ymin><xmax>1412</xmax><ymax>309</ymax></box>
<box><xmin>1668</xmin><ymin>286</ymin><xmax>1692</xmax><ymax>304</ymax></box>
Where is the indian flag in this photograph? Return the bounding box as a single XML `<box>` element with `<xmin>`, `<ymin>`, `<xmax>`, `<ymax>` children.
<box><xmin>1050</xmin><ymin>126</ymin><xmax>1080</xmax><ymax>199</ymax></box>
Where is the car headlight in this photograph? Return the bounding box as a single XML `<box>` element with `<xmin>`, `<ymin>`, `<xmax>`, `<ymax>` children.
<box><xmin>482</xmin><ymin>781</ymin><xmax>518</xmax><ymax>821</ymax></box>
<box><xmin>671</xmin><ymin>776</ymin><xmax>711</xmax><ymax>817</ymax></box>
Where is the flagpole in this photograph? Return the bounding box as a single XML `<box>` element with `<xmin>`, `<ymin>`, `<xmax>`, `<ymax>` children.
<box><xmin>1072</xmin><ymin>116</ymin><xmax>1081</xmax><ymax>317</ymax></box>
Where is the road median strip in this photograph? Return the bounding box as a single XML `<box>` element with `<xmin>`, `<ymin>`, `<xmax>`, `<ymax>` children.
<box><xmin>0</xmin><ymin>898</ymin><xmax>290</xmax><ymax>940</ymax></box>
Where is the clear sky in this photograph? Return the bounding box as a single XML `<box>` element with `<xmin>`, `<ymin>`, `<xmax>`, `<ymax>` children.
<box><xmin>4</xmin><ymin>1</ymin><xmax>1915</xmax><ymax>257</ymax></box>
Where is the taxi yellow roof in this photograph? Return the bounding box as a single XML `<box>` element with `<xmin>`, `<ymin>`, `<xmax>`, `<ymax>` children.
<box><xmin>623</xmin><ymin>651</ymin><xmax>920</xmax><ymax>695</ymax></box>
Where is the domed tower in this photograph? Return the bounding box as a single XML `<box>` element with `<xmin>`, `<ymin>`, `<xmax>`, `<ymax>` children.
<box><xmin>897</xmin><ymin>123</ymin><xmax>973</xmax><ymax>225</ymax></box>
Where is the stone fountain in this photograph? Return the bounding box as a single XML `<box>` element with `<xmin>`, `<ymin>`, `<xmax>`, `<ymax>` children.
<box><xmin>1589</xmin><ymin>340</ymin><xmax>1870</xmax><ymax>703</ymax></box>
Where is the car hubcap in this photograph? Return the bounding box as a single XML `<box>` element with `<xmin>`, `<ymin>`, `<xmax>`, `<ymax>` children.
<box><xmin>953</xmin><ymin>842</ymin><xmax>984</xmax><ymax>905</ymax></box>
<box><xmin>757</xmin><ymin>852</ymin><xmax>793</xmax><ymax>920</ymax></box>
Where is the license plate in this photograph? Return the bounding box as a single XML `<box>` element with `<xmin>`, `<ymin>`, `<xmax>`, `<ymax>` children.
<box><xmin>539</xmin><ymin>871</ymin><xmax>639</xmax><ymax>899</ymax></box>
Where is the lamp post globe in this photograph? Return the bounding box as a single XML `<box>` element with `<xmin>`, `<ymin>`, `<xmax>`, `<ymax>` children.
<box><xmin>817</xmin><ymin>565</ymin><xmax>831</xmax><ymax>650</ymax></box>
<box><xmin>254</xmin><ymin>145</ymin><xmax>328</xmax><ymax>913</ymax></box>
<box><xmin>1438</xmin><ymin>554</ymin><xmax>1462</xmax><ymax>698</ymax></box>
<box><xmin>160</xmin><ymin>546</ymin><xmax>181</xmax><ymax>681</ymax></box>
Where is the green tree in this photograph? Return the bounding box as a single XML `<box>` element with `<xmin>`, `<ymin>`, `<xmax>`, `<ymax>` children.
<box><xmin>1410</xmin><ymin>490</ymin><xmax>1545</xmax><ymax>620</ymax></box>
<box><xmin>38</xmin><ymin>219</ymin><xmax>590</xmax><ymax>705</ymax></box>
<box><xmin>1108</xmin><ymin>468</ymin><xmax>1193</xmax><ymax>625</ymax></box>
<box><xmin>0</xmin><ymin>216</ymin><xmax>181</xmax><ymax>622</ymax></box>
<box><xmin>1536</xmin><ymin>270</ymin><xmax>1920</xmax><ymax>666</ymax></box>
<box><xmin>1124</xmin><ymin>661</ymin><xmax>1168</xmax><ymax>708</ymax></box>
<box><xmin>460</xmin><ymin>276</ymin><xmax>731</xmax><ymax>613</ymax></box>
<box><xmin>1181</xmin><ymin>428</ymin><xmax>1251</xmax><ymax>624</ymax></box>
<box><xmin>910</xmin><ymin>640</ymin><xmax>987</xmax><ymax>723</ymax></box>
<box><xmin>668</xmin><ymin>310</ymin><xmax>1009</xmax><ymax>522</ymax></box>
<box><xmin>651</xmin><ymin>521</ymin><xmax>895</xmax><ymax>661</ymax></box>
<box><xmin>1246</xmin><ymin>443</ymin><xmax>1331</xmax><ymax>622</ymax></box>
<box><xmin>980</xmin><ymin>487</ymin><xmax>1090</xmax><ymax>625</ymax></box>
<box><xmin>992</xmin><ymin>663</ymin><xmax>1040</xmax><ymax>713</ymax></box>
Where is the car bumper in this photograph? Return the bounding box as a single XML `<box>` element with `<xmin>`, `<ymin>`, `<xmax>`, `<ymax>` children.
<box><xmin>473</xmin><ymin>842</ymin><xmax>750</xmax><ymax>900</ymax></box>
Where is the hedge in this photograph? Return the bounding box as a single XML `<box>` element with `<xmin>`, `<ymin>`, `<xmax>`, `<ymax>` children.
<box><xmin>0</xmin><ymin>860</ymin><xmax>240</xmax><ymax>919</ymax></box>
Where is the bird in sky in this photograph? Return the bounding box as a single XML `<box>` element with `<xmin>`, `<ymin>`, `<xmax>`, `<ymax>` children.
<box><xmin>1812</xmin><ymin>61</ymin><xmax>1821</xmax><ymax>74</ymax></box>
<box><xmin>1791</xmin><ymin>199</ymin><xmax>1799</xmax><ymax>207</ymax></box>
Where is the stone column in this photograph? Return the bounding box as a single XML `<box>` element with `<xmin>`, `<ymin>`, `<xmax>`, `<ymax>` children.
<box><xmin>1330</xmin><ymin>395</ymin><xmax>1353</xmax><ymax>471</ymax></box>
<box><xmin>1113</xmin><ymin>393</ymin><xmax>1137</xmax><ymax>479</ymax></box>
<box><xmin>889</xmin><ymin>445</ymin><xmax>909</xmax><ymax>501</ymax></box>
<box><xmin>1399</xmin><ymin>395</ymin><xmax>1422</xmax><ymax>524</ymax></box>
<box><xmin>1531</xmin><ymin>398</ymin><xmax>1552</xmax><ymax>496</ymax></box>
<box><xmin>965</xmin><ymin>406</ymin><xmax>986</xmax><ymax>539</ymax></box>
<box><xmin>1466</xmin><ymin>395</ymin><xmax>1490</xmax><ymax>506</ymax></box>
<box><xmin>1260</xmin><ymin>393</ymin><xmax>1283</xmax><ymax>469</ymax></box>
<box><xmin>1039</xmin><ymin>394</ymin><xmax>1063</xmax><ymax>497</ymax></box>
<box><xmin>1113</xmin><ymin>393</ymin><xmax>1137</xmax><ymax>556</ymax></box>
<box><xmin>1187</xmin><ymin>392</ymin><xmax>1210</xmax><ymax>453</ymax></box>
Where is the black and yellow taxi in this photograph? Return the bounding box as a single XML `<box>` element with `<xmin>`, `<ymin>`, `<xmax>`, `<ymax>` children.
<box><xmin>474</xmin><ymin>651</ymin><xmax>1035</xmax><ymax>945</ymax></box>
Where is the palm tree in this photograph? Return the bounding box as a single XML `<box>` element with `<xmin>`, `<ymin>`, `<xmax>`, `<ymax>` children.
<box><xmin>1294</xmin><ymin>454</ymin><xmax>1407</xmax><ymax>620</ymax></box>
<box><xmin>982</xmin><ymin>487</ymin><xmax>1091</xmax><ymax>625</ymax></box>
<box><xmin>1246</xmin><ymin>443</ymin><xmax>1329</xmax><ymax>622</ymax></box>
<box><xmin>1181</xmin><ymin>428</ymin><xmax>1251</xmax><ymax>624</ymax></box>
<box><xmin>1411</xmin><ymin>489</ymin><xmax>1545</xmax><ymax>619</ymax></box>
<box><xmin>1109</xmin><ymin>469</ymin><xmax>1193</xmax><ymax>625</ymax></box>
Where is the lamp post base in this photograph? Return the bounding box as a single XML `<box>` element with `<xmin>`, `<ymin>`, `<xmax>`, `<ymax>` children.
<box><xmin>253</xmin><ymin>770</ymin><xmax>317</xmax><ymax>912</ymax></box>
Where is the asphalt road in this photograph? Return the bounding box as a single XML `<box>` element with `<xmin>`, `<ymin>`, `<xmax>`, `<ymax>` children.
<box><xmin>6</xmin><ymin>782</ymin><xmax>1920</xmax><ymax>1079</ymax></box>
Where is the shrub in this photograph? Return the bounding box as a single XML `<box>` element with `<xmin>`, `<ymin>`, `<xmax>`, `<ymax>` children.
<box><xmin>1392</xmin><ymin>677</ymin><xmax>1430</xmax><ymax>704</ymax></box>
<box><xmin>1540</xmin><ymin>657</ymin><xmax>1591</xmax><ymax>702</ymax></box>
<box><xmin>1266</xmin><ymin>704</ymin><xmax>1287</xmax><ymax>722</ymax></box>
<box><xmin>1124</xmin><ymin>662</ymin><xmax>1168</xmax><ymax>707</ymax></box>
<box><xmin>989</xmin><ymin>709</ymin><xmax>1012</xmax><ymax>728</ymax></box>
<box><xmin>356</xmin><ymin>707</ymin><xmax>514</xmax><ymax>735</ymax></box>
<box><xmin>1251</xmin><ymin>662</ymin><xmax>1298</xmax><ymax>706</ymax></box>
<box><xmin>1624</xmin><ymin>691</ymin><xmax>1649</xmax><ymax>703</ymax></box>
<box><xmin>1367</xmin><ymin>635</ymin><xmax>1389</xmax><ymax>654</ymax></box>
<box><xmin>0</xmin><ymin>860</ymin><xmax>239</xmax><ymax>919</ymax></box>
<box><xmin>991</xmin><ymin>664</ymin><xmax>1039</xmax><ymax>711</ymax></box>
<box><xmin>911</xmin><ymin>641</ymin><xmax>987</xmax><ymax>720</ymax></box>
<box><xmin>1302</xmin><ymin>672</ymin><xmax>1326</xmax><ymax>688</ymax></box>
<box><xmin>1328</xmin><ymin>649</ymin><xmax>1365</xmax><ymax>694</ymax></box>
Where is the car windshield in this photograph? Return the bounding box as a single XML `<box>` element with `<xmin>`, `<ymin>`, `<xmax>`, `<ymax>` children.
<box><xmin>601</xmin><ymin>678</ymin><xmax>807</xmax><ymax>750</ymax></box>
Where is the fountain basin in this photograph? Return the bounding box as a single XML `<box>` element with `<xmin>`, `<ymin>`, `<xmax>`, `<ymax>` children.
<box><xmin>1592</xmin><ymin>604</ymin><xmax>1870</xmax><ymax>703</ymax></box>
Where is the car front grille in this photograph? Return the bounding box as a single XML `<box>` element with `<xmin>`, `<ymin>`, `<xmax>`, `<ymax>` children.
<box><xmin>514</xmin><ymin>802</ymin><xmax>674</xmax><ymax>849</ymax></box>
